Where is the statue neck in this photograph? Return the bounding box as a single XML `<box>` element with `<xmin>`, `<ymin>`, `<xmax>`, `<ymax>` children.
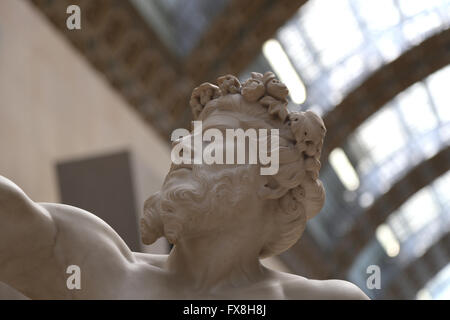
<box><xmin>166</xmin><ymin>228</ymin><xmax>266</xmax><ymax>291</ymax></box>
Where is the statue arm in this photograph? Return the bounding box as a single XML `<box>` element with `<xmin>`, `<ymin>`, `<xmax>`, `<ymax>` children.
<box><xmin>0</xmin><ymin>175</ymin><xmax>137</xmax><ymax>299</ymax></box>
<box><xmin>0</xmin><ymin>175</ymin><xmax>63</xmax><ymax>298</ymax></box>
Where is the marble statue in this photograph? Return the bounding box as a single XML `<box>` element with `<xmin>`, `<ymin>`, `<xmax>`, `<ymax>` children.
<box><xmin>0</xmin><ymin>72</ymin><xmax>369</xmax><ymax>299</ymax></box>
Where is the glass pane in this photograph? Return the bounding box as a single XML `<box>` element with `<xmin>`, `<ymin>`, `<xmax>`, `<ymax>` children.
<box><xmin>275</xmin><ymin>0</ymin><xmax>449</xmax><ymax>113</ymax></box>
<box><xmin>427</xmin><ymin>65</ymin><xmax>450</xmax><ymax>123</ymax></box>
<box><xmin>400</xmin><ymin>188</ymin><xmax>440</xmax><ymax>234</ymax></box>
<box><xmin>397</xmin><ymin>83</ymin><xmax>438</xmax><ymax>136</ymax></box>
<box><xmin>356</xmin><ymin>107</ymin><xmax>407</xmax><ymax>168</ymax></box>
<box><xmin>354</xmin><ymin>0</ymin><xmax>401</xmax><ymax>33</ymax></box>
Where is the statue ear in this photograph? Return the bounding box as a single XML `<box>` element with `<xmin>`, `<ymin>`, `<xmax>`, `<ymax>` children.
<box><xmin>257</xmin><ymin>176</ymin><xmax>288</xmax><ymax>200</ymax></box>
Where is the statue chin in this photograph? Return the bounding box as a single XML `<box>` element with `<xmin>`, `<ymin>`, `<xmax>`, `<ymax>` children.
<box><xmin>0</xmin><ymin>71</ymin><xmax>369</xmax><ymax>300</ymax></box>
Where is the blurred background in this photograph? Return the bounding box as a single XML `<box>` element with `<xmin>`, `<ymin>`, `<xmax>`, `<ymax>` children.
<box><xmin>0</xmin><ymin>0</ymin><xmax>449</xmax><ymax>299</ymax></box>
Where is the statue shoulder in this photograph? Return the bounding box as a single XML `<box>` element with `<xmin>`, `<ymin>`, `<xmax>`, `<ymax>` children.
<box><xmin>40</xmin><ymin>202</ymin><xmax>135</xmax><ymax>264</ymax></box>
<box><xmin>309</xmin><ymin>279</ymin><xmax>370</xmax><ymax>300</ymax></box>
<box><xmin>278</xmin><ymin>272</ymin><xmax>369</xmax><ymax>300</ymax></box>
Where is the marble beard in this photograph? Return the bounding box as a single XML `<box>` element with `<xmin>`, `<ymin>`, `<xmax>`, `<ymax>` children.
<box><xmin>0</xmin><ymin>72</ymin><xmax>369</xmax><ymax>299</ymax></box>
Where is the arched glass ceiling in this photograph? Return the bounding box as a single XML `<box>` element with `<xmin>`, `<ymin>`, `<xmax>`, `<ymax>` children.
<box><xmin>276</xmin><ymin>0</ymin><xmax>450</xmax><ymax>113</ymax></box>
<box><xmin>244</xmin><ymin>0</ymin><xmax>450</xmax><ymax>295</ymax></box>
<box><xmin>347</xmin><ymin>65</ymin><xmax>450</xmax><ymax>203</ymax></box>
<box><xmin>384</xmin><ymin>170</ymin><xmax>450</xmax><ymax>261</ymax></box>
<box><xmin>348</xmin><ymin>170</ymin><xmax>450</xmax><ymax>299</ymax></box>
<box><xmin>418</xmin><ymin>263</ymin><xmax>450</xmax><ymax>299</ymax></box>
<box><xmin>131</xmin><ymin>0</ymin><xmax>229</xmax><ymax>57</ymax></box>
<box><xmin>309</xmin><ymin>65</ymin><xmax>450</xmax><ymax>248</ymax></box>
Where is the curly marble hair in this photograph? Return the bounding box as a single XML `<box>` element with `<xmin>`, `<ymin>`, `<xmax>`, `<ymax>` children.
<box><xmin>142</xmin><ymin>72</ymin><xmax>326</xmax><ymax>257</ymax></box>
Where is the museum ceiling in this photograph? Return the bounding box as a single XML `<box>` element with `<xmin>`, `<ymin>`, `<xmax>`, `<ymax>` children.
<box><xmin>30</xmin><ymin>0</ymin><xmax>307</xmax><ymax>138</ymax></box>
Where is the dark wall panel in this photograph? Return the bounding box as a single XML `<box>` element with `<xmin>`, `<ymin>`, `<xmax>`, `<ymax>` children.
<box><xmin>56</xmin><ymin>150</ymin><xmax>141</xmax><ymax>252</ymax></box>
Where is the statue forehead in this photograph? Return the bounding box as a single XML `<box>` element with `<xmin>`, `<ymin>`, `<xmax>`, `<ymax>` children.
<box><xmin>197</xmin><ymin>94</ymin><xmax>269</xmax><ymax>129</ymax></box>
<box><xmin>192</xmin><ymin>85</ymin><xmax>297</xmax><ymax>143</ymax></box>
<box><xmin>200</xmin><ymin>111</ymin><xmax>241</xmax><ymax>130</ymax></box>
<box><xmin>200</xmin><ymin>94</ymin><xmax>262</xmax><ymax>116</ymax></box>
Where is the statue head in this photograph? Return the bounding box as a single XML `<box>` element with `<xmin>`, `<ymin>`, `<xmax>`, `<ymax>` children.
<box><xmin>140</xmin><ymin>72</ymin><xmax>326</xmax><ymax>258</ymax></box>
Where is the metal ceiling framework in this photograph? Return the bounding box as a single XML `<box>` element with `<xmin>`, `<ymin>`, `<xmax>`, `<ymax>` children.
<box><xmin>334</xmin><ymin>146</ymin><xmax>450</xmax><ymax>276</ymax></box>
<box><xmin>384</xmin><ymin>232</ymin><xmax>450</xmax><ymax>299</ymax></box>
<box><xmin>322</xmin><ymin>27</ymin><xmax>450</xmax><ymax>163</ymax></box>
